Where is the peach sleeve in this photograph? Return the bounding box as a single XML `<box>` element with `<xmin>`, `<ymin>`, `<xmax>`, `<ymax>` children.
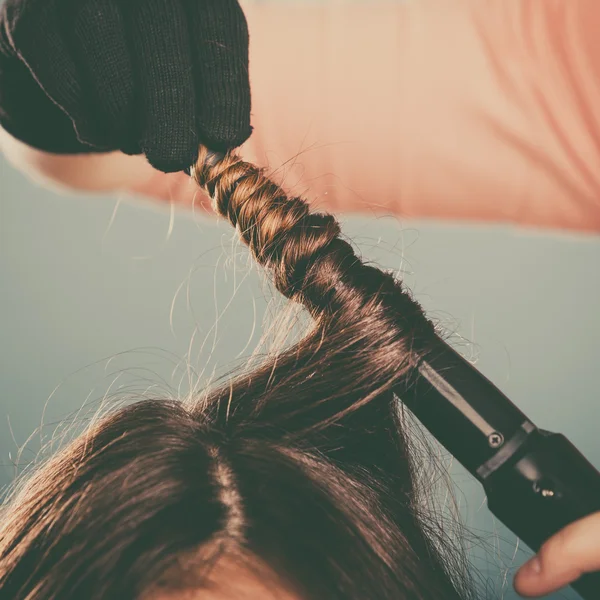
<box><xmin>237</xmin><ymin>0</ymin><xmax>600</xmax><ymax>233</ymax></box>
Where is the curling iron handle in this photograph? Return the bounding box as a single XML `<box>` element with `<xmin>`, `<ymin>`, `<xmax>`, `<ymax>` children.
<box><xmin>483</xmin><ymin>430</ymin><xmax>600</xmax><ymax>599</ymax></box>
<box><xmin>399</xmin><ymin>340</ymin><xmax>600</xmax><ymax>598</ymax></box>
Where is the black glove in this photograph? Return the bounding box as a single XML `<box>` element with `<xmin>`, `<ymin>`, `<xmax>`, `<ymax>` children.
<box><xmin>0</xmin><ymin>0</ymin><xmax>251</xmax><ymax>173</ymax></box>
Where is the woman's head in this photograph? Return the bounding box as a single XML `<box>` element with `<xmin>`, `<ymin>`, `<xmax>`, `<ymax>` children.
<box><xmin>0</xmin><ymin>149</ymin><xmax>472</xmax><ymax>599</ymax></box>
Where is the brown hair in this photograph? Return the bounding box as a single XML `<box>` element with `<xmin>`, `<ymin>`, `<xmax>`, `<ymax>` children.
<box><xmin>0</xmin><ymin>148</ymin><xmax>475</xmax><ymax>599</ymax></box>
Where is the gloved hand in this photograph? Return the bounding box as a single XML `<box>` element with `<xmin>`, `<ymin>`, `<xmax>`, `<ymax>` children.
<box><xmin>0</xmin><ymin>0</ymin><xmax>251</xmax><ymax>173</ymax></box>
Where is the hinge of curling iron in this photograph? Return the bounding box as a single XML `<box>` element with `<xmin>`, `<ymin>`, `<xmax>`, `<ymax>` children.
<box><xmin>476</xmin><ymin>420</ymin><xmax>536</xmax><ymax>481</ymax></box>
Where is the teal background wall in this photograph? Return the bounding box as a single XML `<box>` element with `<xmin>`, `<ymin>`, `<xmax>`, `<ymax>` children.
<box><xmin>2</xmin><ymin>153</ymin><xmax>599</xmax><ymax>598</ymax></box>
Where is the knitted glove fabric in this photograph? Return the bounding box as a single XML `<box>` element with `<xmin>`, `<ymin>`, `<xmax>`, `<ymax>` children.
<box><xmin>0</xmin><ymin>0</ymin><xmax>251</xmax><ymax>172</ymax></box>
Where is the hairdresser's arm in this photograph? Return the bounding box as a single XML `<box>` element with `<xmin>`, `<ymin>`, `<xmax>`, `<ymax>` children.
<box><xmin>514</xmin><ymin>511</ymin><xmax>600</xmax><ymax>597</ymax></box>
<box><xmin>4</xmin><ymin>1</ymin><xmax>600</xmax><ymax>233</ymax></box>
<box><xmin>0</xmin><ymin>125</ymin><xmax>207</xmax><ymax>208</ymax></box>
<box><xmin>0</xmin><ymin>125</ymin><xmax>141</xmax><ymax>192</ymax></box>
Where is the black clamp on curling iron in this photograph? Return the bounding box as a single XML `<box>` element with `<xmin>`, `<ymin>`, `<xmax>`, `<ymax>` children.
<box><xmin>399</xmin><ymin>340</ymin><xmax>600</xmax><ymax>599</ymax></box>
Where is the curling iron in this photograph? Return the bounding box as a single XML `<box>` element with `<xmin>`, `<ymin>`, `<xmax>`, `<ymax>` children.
<box><xmin>200</xmin><ymin>148</ymin><xmax>600</xmax><ymax>598</ymax></box>
<box><xmin>399</xmin><ymin>339</ymin><xmax>600</xmax><ymax>599</ymax></box>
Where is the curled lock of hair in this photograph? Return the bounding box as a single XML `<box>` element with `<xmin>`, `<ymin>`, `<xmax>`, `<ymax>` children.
<box><xmin>191</xmin><ymin>147</ymin><xmax>436</xmax><ymax>350</ymax></box>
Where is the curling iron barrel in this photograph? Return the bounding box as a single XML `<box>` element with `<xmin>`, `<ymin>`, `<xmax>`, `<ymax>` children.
<box><xmin>399</xmin><ymin>341</ymin><xmax>600</xmax><ymax>599</ymax></box>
